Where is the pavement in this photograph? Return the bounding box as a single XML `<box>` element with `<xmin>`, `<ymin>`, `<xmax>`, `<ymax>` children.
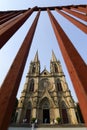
<box><xmin>8</xmin><ymin>127</ymin><xmax>87</xmax><ymax>130</ymax></box>
<box><xmin>8</xmin><ymin>123</ymin><xmax>87</xmax><ymax>130</ymax></box>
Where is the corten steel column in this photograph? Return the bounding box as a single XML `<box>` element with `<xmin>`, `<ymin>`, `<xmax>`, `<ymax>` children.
<box><xmin>70</xmin><ymin>7</ymin><xmax>87</xmax><ymax>15</ymax></box>
<box><xmin>55</xmin><ymin>8</ymin><xmax>87</xmax><ymax>34</ymax></box>
<box><xmin>0</xmin><ymin>11</ymin><xmax>23</xmax><ymax>25</ymax></box>
<box><xmin>0</xmin><ymin>12</ymin><xmax>15</xmax><ymax>20</ymax></box>
<box><xmin>78</xmin><ymin>7</ymin><xmax>87</xmax><ymax>13</ymax></box>
<box><xmin>0</xmin><ymin>7</ymin><xmax>37</xmax><ymax>49</ymax></box>
<box><xmin>47</xmin><ymin>9</ymin><xmax>87</xmax><ymax>126</ymax></box>
<box><xmin>0</xmin><ymin>11</ymin><xmax>22</xmax><ymax>20</ymax></box>
<box><xmin>0</xmin><ymin>10</ymin><xmax>40</xmax><ymax>130</ymax></box>
<box><xmin>63</xmin><ymin>8</ymin><xmax>87</xmax><ymax>22</ymax></box>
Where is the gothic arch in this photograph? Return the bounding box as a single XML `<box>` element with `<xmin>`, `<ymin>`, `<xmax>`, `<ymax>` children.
<box><xmin>59</xmin><ymin>101</ymin><xmax>69</xmax><ymax>124</ymax></box>
<box><xmin>39</xmin><ymin>97</ymin><xmax>50</xmax><ymax>109</ymax></box>
<box><xmin>25</xmin><ymin>102</ymin><xmax>32</xmax><ymax>123</ymax></box>
<box><xmin>27</xmin><ymin>102</ymin><xmax>32</xmax><ymax>109</ymax></box>
<box><xmin>54</xmin><ymin>63</ymin><xmax>58</xmax><ymax>73</ymax></box>
<box><xmin>29</xmin><ymin>79</ymin><xmax>34</xmax><ymax>92</ymax></box>
<box><xmin>56</xmin><ymin>78</ymin><xmax>63</xmax><ymax>91</ymax></box>
<box><xmin>38</xmin><ymin>97</ymin><xmax>50</xmax><ymax>123</ymax></box>
<box><xmin>0</xmin><ymin>5</ymin><xmax>87</xmax><ymax>128</ymax></box>
<box><xmin>32</xmin><ymin>63</ymin><xmax>36</xmax><ymax>73</ymax></box>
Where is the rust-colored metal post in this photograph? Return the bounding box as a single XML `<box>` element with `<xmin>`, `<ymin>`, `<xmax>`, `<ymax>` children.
<box><xmin>47</xmin><ymin>9</ymin><xmax>87</xmax><ymax>126</ymax></box>
<box><xmin>63</xmin><ymin>8</ymin><xmax>87</xmax><ymax>22</ymax></box>
<box><xmin>70</xmin><ymin>7</ymin><xmax>87</xmax><ymax>15</ymax></box>
<box><xmin>55</xmin><ymin>8</ymin><xmax>87</xmax><ymax>34</ymax></box>
<box><xmin>0</xmin><ymin>11</ymin><xmax>23</xmax><ymax>25</ymax></box>
<box><xmin>78</xmin><ymin>7</ymin><xmax>87</xmax><ymax>14</ymax></box>
<box><xmin>0</xmin><ymin>7</ymin><xmax>37</xmax><ymax>49</ymax></box>
<box><xmin>0</xmin><ymin>10</ymin><xmax>40</xmax><ymax>130</ymax></box>
<box><xmin>0</xmin><ymin>12</ymin><xmax>15</xmax><ymax>20</ymax></box>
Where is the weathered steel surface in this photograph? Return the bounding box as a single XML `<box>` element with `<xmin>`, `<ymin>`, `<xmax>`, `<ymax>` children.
<box><xmin>0</xmin><ymin>10</ymin><xmax>40</xmax><ymax>130</ymax></box>
<box><xmin>0</xmin><ymin>7</ymin><xmax>37</xmax><ymax>49</ymax></box>
<box><xmin>47</xmin><ymin>9</ymin><xmax>87</xmax><ymax>126</ymax></box>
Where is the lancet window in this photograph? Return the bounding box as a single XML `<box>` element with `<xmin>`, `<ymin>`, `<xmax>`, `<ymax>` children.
<box><xmin>29</xmin><ymin>79</ymin><xmax>34</xmax><ymax>92</ymax></box>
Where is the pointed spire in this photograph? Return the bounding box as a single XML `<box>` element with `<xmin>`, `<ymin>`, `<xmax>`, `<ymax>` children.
<box><xmin>34</xmin><ymin>50</ymin><xmax>39</xmax><ymax>62</ymax></box>
<box><xmin>51</xmin><ymin>50</ymin><xmax>57</xmax><ymax>61</ymax></box>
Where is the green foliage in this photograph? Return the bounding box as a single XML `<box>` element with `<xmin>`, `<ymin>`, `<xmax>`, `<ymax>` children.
<box><xmin>31</xmin><ymin>117</ymin><xmax>36</xmax><ymax>123</ymax></box>
<box><xmin>56</xmin><ymin>117</ymin><xmax>61</xmax><ymax>123</ymax></box>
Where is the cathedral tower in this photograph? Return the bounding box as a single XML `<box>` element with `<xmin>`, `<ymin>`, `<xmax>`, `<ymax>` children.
<box><xmin>16</xmin><ymin>51</ymin><xmax>78</xmax><ymax>124</ymax></box>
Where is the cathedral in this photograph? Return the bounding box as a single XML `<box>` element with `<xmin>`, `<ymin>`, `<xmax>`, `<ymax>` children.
<box><xmin>16</xmin><ymin>51</ymin><xmax>78</xmax><ymax>125</ymax></box>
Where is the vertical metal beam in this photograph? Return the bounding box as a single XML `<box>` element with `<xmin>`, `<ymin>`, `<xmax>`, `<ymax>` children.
<box><xmin>47</xmin><ymin>9</ymin><xmax>87</xmax><ymax>126</ymax></box>
<box><xmin>0</xmin><ymin>10</ymin><xmax>40</xmax><ymax>130</ymax></box>
<box><xmin>0</xmin><ymin>7</ymin><xmax>37</xmax><ymax>49</ymax></box>
<box><xmin>55</xmin><ymin>8</ymin><xmax>87</xmax><ymax>34</ymax></box>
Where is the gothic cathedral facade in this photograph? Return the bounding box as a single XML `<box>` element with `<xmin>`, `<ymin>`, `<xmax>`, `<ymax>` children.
<box><xmin>16</xmin><ymin>51</ymin><xmax>78</xmax><ymax>124</ymax></box>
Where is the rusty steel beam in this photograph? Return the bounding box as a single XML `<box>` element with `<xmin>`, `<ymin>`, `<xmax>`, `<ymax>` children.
<box><xmin>47</xmin><ymin>9</ymin><xmax>87</xmax><ymax>126</ymax></box>
<box><xmin>0</xmin><ymin>10</ymin><xmax>40</xmax><ymax>130</ymax></box>
<box><xmin>78</xmin><ymin>7</ymin><xmax>87</xmax><ymax>14</ymax></box>
<box><xmin>55</xmin><ymin>8</ymin><xmax>87</xmax><ymax>34</ymax></box>
<box><xmin>0</xmin><ymin>7</ymin><xmax>37</xmax><ymax>49</ymax></box>
<box><xmin>0</xmin><ymin>11</ymin><xmax>23</xmax><ymax>25</ymax></box>
<box><xmin>70</xmin><ymin>7</ymin><xmax>87</xmax><ymax>15</ymax></box>
<box><xmin>0</xmin><ymin>12</ymin><xmax>15</xmax><ymax>20</ymax></box>
<box><xmin>0</xmin><ymin>11</ymin><xmax>23</xmax><ymax>19</ymax></box>
<box><xmin>0</xmin><ymin>10</ymin><xmax>25</xmax><ymax>20</ymax></box>
<box><xmin>63</xmin><ymin>8</ymin><xmax>87</xmax><ymax>22</ymax></box>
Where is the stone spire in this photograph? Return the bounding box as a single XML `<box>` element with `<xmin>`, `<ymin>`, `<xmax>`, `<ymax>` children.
<box><xmin>51</xmin><ymin>50</ymin><xmax>57</xmax><ymax>62</ymax></box>
<box><xmin>34</xmin><ymin>50</ymin><xmax>39</xmax><ymax>62</ymax></box>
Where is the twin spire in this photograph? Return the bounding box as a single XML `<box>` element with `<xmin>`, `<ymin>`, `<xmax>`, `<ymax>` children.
<box><xmin>51</xmin><ymin>50</ymin><xmax>57</xmax><ymax>62</ymax></box>
<box><xmin>34</xmin><ymin>50</ymin><xmax>39</xmax><ymax>62</ymax></box>
<box><xmin>33</xmin><ymin>50</ymin><xmax>57</xmax><ymax>62</ymax></box>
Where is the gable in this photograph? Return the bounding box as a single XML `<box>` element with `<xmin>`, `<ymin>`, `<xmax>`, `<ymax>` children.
<box><xmin>40</xmin><ymin>69</ymin><xmax>50</xmax><ymax>76</ymax></box>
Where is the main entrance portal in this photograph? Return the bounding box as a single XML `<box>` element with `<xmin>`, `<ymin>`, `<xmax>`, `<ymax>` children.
<box><xmin>43</xmin><ymin>109</ymin><xmax>50</xmax><ymax>123</ymax></box>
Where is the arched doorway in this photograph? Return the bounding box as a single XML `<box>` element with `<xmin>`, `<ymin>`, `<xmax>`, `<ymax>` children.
<box><xmin>43</xmin><ymin>98</ymin><xmax>50</xmax><ymax>123</ymax></box>
<box><xmin>25</xmin><ymin>102</ymin><xmax>32</xmax><ymax>123</ymax></box>
<box><xmin>61</xmin><ymin>108</ymin><xmax>69</xmax><ymax>123</ymax></box>
<box><xmin>39</xmin><ymin>97</ymin><xmax>50</xmax><ymax>124</ymax></box>
<box><xmin>60</xmin><ymin>101</ymin><xmax>69</xmax><ymax>124</ymax></box>
<box><xmin>43</xmin><ymin>109</ymin><xmax>50</xmax><ymax>123</ymax></box>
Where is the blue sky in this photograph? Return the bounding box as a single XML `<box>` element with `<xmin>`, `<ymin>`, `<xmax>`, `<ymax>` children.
<box><xmin>0</xmin><ymin>0</ymin><xmax>87</xmax><ymax>101</ymax></box>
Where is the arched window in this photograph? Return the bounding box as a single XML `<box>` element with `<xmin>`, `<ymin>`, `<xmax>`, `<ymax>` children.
<box><xmin>57</xmin><ymin>80</ymin><xmax>62</xmax><ymax>91</ymax></box>
<box><xmin>27</xmin><ymin>102</ymin><xmax>32</xmax><ymax>109</ymax></box>
<box><xmin>54</xmin><ymin>64</ymin><xmax>58</xmax><ymax>73</ymax></box>
<box><xmin>29</xmin><ymin>79</ymin><xmax>34</xmax><ymax>92</ymax></box>
<box><xmin>32</xmin><ymin>64</ymin><xmax>36</xmax><ymax>73</ymax></box>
